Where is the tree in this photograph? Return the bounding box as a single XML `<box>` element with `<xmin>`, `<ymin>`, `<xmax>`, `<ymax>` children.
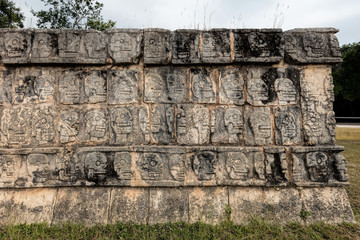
<box><xmin>0</xmin><ymin>0</ymin><xmax>25</xmax><ymax>28</ymax></box>
<box><xmin>31</xmin><ymin>0</ymin><xmax>116</xmax><ymax>30</ymax></box>
<box><xmin>333</xmin><ymin>42</ymin><xmax>360</xmax><ymax>116</ymax></box>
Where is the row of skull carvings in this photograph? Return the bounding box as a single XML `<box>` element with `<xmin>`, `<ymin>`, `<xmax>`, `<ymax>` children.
<box><xmin>0</xmin><ymin>146</ymin><xmax>348</xmax><ymax>188</ymax></box>
<box><xmin>0</xmin><ymin>67</ymin><xmax>300</xmax><ymax>106</ymax></box>
<box><xmin>0</xmin><ymin>28</ymin><xmax>341</xmax><ymax>64</ymax></box>
<box><xmin>0</xmin><ymin>104</ymin><xmax>336</xmax><ymax>146</ymax></box>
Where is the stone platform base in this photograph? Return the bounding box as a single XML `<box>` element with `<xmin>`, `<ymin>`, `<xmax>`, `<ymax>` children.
<box><xmin>0</xmin><ymin>187</ymin><xmax>355</xmax><ymax>226</ymax></box>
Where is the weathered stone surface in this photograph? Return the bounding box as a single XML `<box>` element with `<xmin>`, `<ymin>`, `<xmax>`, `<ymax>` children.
<box><xmin>53</xmin><ymin>188</ymin><xmax>110</xmax><ymax>225</ymax></box>
<box><xmin>232</xmin><ymin>29</ymin><xmax>283</xmax><ymax>63</ymax></box>
<box><xmin>244</xmin><ymin>106</ymin><xmax>272</xmax><ymax>145</ymax></box>
<box><xmin>201</xmin><ymin>29</ymin><xmax>231</xmax><ymax>63</ymax></box>
<box><xmin>149</xmin><ymin>188</ymin><xmax>188</xmax><ymax>224</ymax></box>
<box><xmin>190</xmin><ymin>68</ymin><xmax>216</xmax><ymax>103</ymax></box>
<box><xmin>188</xmin><ymin>187</ymin><xmax>228</xmax><ymax>224</ymax></box>
<box><xmin>219</xmin><ymin>68</ymin><xmax>245</xmax><ymax>105</ymax></box>
<box><xmin>109</xmin><ymin>188</ymin><xmax>148</xmax><ymax>224</ymax></box>
<box><xmin>171</xmin><ymin>30</ymin><xmax>200</xmax><ymax>64</ymax></box>
<box><xmin>274</xmin><ymin>106</ymin><xmax>301</xmax><ymax>145</ymax></box>
<box><xmin>0</xmin><ymin>29</ymin><xmax>32</xmax><ymax>64</ymax></box>
<box><xmin>150</xmin><ymin>104</ymin><xmax>175</xmax><ymax>144</ymax></box>
<box><xmin>108</xmin><ymin>68</ymin><xmax>140</xmax><ymax>104</ymax></box>
<box><xmin>263</xmin><ymin>147</ymin><xmax>288</xmax><ymax>186</ymax></box>
<box><xmin>284</xmin><ymin>28</ymin><xmax>342</xmax><ymax>64</ymax></box>
<box><xmin>144</xmin><ymin>29</ymin><xmax>171</xmax><ymax>64</ymax></box>
<box><xmin>0</xmin><ymin>190</ymin><xmax>14</xmax><ymax>224</ymax></box>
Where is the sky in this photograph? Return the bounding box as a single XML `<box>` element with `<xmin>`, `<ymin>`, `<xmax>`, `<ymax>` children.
<box><xmin>13</xmin><ymin>0</ymin><xmax>360</xmax><ymax>45</ymax></box>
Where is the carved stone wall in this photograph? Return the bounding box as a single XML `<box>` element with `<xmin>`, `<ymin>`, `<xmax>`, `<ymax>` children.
<box><xmin>0</xmin><ymin>28</ymin><xmax>355</xmax><ymax>225</ymax></box>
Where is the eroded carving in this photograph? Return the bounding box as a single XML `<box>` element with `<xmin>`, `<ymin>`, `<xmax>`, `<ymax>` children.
<box><xmin>32</xmin><ymin>33</ymin><xmax>57</xmax><ymax>58</ymax></box>
<box><xmin>191</xmin><ymin>69</ymin><xmax>215</xmax><ymax>103</ymax></box>
<box><xmin>4</xmin><ymin>32</ymin><xmax>29</xmax><ymax>58</ymax></box>
<box><xmin>171</xmin><ymin>30</ymin><xmax>200</xmax><ymax>63</ymax></box>
<box><xmin>169</xmin><ymin>153</ymin><xmax>185</xmax><ymax>181</ymax></box>
<box><xmin>191</xmin><ymin>151</ymin><xmax>216</xmax><ymax>180</ymax></box>
<box><xmin>219</xmin><ymin>69</ymin><xmax>244</xmax><ymax>105</ymax></box>
<box><xmin>114</xmin><ymin>152</ymin><xmax>132</xmax><ymax>180</ymax></box>
<box><xmin>84</xmin><ymin>32</ymin><xmax>106</xmax><ymax>59</ymax></box>
<box><xmin>83</xmin><ymin>109</ymin><xmax>107</xmax><ymax>141</ymax></box>
<box><xmin>84</xmin><ymin>152</ymin><xmax>107</xmax><ymax>182</ymax></box>
<box><xmin>59</xmin><ymin>110</ymin><xmax>79</xmax><ymax>143</ymax></box>
<box><xmin>306</xmin><ymin>152</ymin><xmax>329</xmax><ymax>182</ymax></box>
<box><xmin>108</xmin><ymin>70</ymin><xmax>138</xmax><ymax>104</ymax></box>
<box><xmin>225</xmin><ymin>152</ymin><xmax>249</xmax><ymax>180</ymax></box>
<box><xmin>84</xmin><ymin>71</ymin><xmax>106</xmax><ymax>103</ymax></box>
<box><xmin>27</xmin><ymin>154</ymin><xmax>52</xmax><ymax>183</ymax></box>
<box><xmin>1</xmin><ymin>107</ymin><xmax>31</xmax><ymax>145</ymax></box>
<box><xmin>138</xmin><ymin>153</ymin><xmax>163</xmax><ymax>180</ymax></box>
<box><xmin>31</xmin><ymin>106</ymin><xmax>56</xmax><ymax>145</ymax></box>
<box><xmin>246</xmin><ymin>108</ymin><xmax>272</xmax><ymax>145</ymax></box>
<box><xmin>59</xmin><ymin>71</ymin><xmax>81</xmax><ymax>104</ymax></box>
<box><xmin>108</xmin><ymin>31</ymin><xmax>141</xmax><ymax>63</ymax></box>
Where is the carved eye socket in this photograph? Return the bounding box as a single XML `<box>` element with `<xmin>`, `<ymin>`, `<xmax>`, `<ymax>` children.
<box><xmin>285</xmin><ymin>82</ymin><xmax>290</xmax><ymax>87</ymax></box>
<box><xmin>120</xmin><ymin>39</ymin><xmax>124</xmax><ymax>43</ymax></box>
<box><xmin>150</xmin><ymin>160</ymin><xmax>157</xmax><ymax>167</ymax></box>
<box><xmin>311</xmin><ymin>117</ymin><xmax>316</xmax><ymax>122</ymax></box>
<box><xmin>39</xmin><ymin>40</ymin><xmax>44</xmax><ymax>44</ymax></box>
<box><xmin>149</xmin><ymin>39</ymin><xmax>155</xmax><ymax>45</ymax></box>
<box><xmin>203</xmin><ymin>40</ymin><xmax>209</xmax><ymax>45</ymax></box>
<box><xmin>69</xmin><ymin>80</ymin><xmax>75</xmax><ymax>86</ymax></box>
<box><xmin>67</xmin><ymin>117</ymin><xmax>73</xmax><ymax>121</ymax></box>
<box><xmin>12</xmin><ymin>39</ymin><xmax>19</xmax><ymax>45</ymax></box>
<box><xmin>95</xmin><ymin>160</ymin><xmax>101</xmax><ymax>166</ymax></box>
<box><xmin>261</xmin><ymin>116</ymin><xmax>266</xmax><ymax>121</ymax></box>
<box><xmin>259</xmin><ymin>39</ymin><xmax>264</xmax><ymax>44</ymax></box>
<box><xmin>95</xmin><ymin>116</ymin><xmax>101</xmax><ymax>121</ymax></box>
<box><xmin>256</xmin><ymin>83</ymin><xmax>261</xmax><ymax>88</ymax></box>
<box><xmin>7</xmin><ymin>161</ymin><xmax>12</xmax><ymax>166</ymax></box>
<box><xmin>119</xmin><ymin>159</ymin><xmax>126</xmax><ymax>165</ymax></box>
<box><xmin>41</xmin><ymin>118</ymin><xmax>47</xmax><ymax>124</ymax></box>
<box><xmin>233</xmin><ymin>114</ymin><xmax>238</xmax><ymax>119</ymax></box>
<box><xmin>14</xmin><ymin>121</ymin><xmax>19</xmax><ymax>125</ymax></box>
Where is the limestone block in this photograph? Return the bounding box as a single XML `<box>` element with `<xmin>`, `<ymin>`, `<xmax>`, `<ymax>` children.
<box><xmin>290</xmin><ymin>146</ymin><xmax>349</xmax><ymax>186</ymax></box>
<box><xmin>229</xmin><ymin>187</ymin><xmax>301</xmax><ymax>224</ymax></box>
<box><xmin>210</xmin><ymin>106</ymin><xmax>243</xmax><ymax>144</ymax></box>
<box><xmin>0</xmin><ymin>70</ymin><xmax>13</xmax><ymax>105</ymax></box>
<box><xmin>53</xmin><ymin>188</ymin><xmax>110</xmax><ymax>225</ymax></box>
<box><xmin>149</xmin><ymin>188</ymin><xmax>188</xmax><ymax>224</ymax></box>
<box><xmin>144</xmin><ymin>29</ymin><xmax>171</xmax><ymax>64</ymax></box>
<box><xmin>10</xmin><ymin>188</ymin><xmax>56</xmax><ymax>224</ymax></box>
<box><xmin>246</xmin><ymin>67</ymin><xmax>299</xmax><ymax>106</ymax></box>
<box><xmin>144</xmin><ymin>67</ymin><xmax>187</xmax><ymax>103</ymax></box>
<box><xmin>244</xmin><ymin>106</ymin><xmax>272</xmax><ymax>145</ymax></box>
<box><xmin>232</xmin><ymin>29</ymin><xmax>283</xmax><ymax>63</ymax></box>
<box><xmin>106</xmin><ymin>29</ymin><xmax>142</xmax><ymax>64</ymax></box>
<box><xmin>188</xmin><ymin>187</ymin><xmax>228</xmax><ymax>224</ymax></box>
<box><xmin>77</xmin><ymin>107</ymin><xmax>108</xmax><ymax>143</ymax></box>
<box><xmin>58</xmin><ymin>70</ymin><xmax>82</xmax><ymax>104</ymax></box>
<box><xmin>274</xmin><ymin>106</ymin><xmax>301</xmax><ymax>145</ymax></box>
<box><xmin>176</xmin><ymin>104</ymin><xmax>210</xmax><ymax>145</ymax></box>
<box><xmin>108</xmin><ymin>68</ymin><xmax>140</xmax><ymax>104</ymax></box>
<box><xmin>150</xmin><ymin>104</ymin><xmax>176</xmax><ymax>144</ymax></box>
<box><xmin>0</xmin><ymin>190</ymin><xmax>15</xmax><ymax>224</ymax></box>
<box><xmin>300</xmin><ymin>187</ymin><xmax>355</xmax><ymax>224</ymax></box>
<box><xmin>109</xmin><ymin>188</ymin><xmax>149</xmax><ymax>224</ymax></box>
<box><xmin>80</xmin><ymin>31</ymin><xmax>108</xmax><ymax>63</ymax></box>
<box><xmin>219</xmin><ymin>68</ymin><xmax>245</xmax><ymax>105</ymax></box>
<box><xmin>109</xmin><ymin>105</ymin><xmax>150</xmax><ymax>145</ymax></box>
<box><xmin>58</xmin><ymin>30</ymin><xmax>82</xmax><ymax>61</ymax></box>
<box><xmin>31</xmin><ymin>30</ymin><xmax>59</xmax><ymax>63</ymax></box>
<box><xmin>217</xmin><ymin>147</ymin><xmax>265</xmax><ymax>186</ymax></box>
<box><xmin>300</xmin><ymin>66</ymin><xmax>335</xmax><ymax>145</ymax></box>
<box><xmin>263</xmin><ymin>147</ymin><xmax>288</xmax><ymax>186</ymax></box>
<box><xmin>201</xmin><ymin>29</ymin><xmax>231</xmax><ymax>63</ymax></box>
<box><xmin>0</xmin><ymin>29</ymin><xmax>32</xmax><ymax>64</ymax></box>
<box><xmin>171</xmin><ymin>30</ymin><xmax>200</xmax><ymax>64</ymax></box>
<box><xmin>190</xmin><ymin>68</ymin><xmax>216</xmax><ymax>103</ymax></box>
<box><xmin>284</xmin><ymin>28</ymin><xmax>342</xmax><ymax>64</ymax></box>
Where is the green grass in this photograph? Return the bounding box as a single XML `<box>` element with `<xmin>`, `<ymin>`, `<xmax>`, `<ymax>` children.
<box><xmin>0</xmin><ymin>128</ymin><xmax>358</xmax><ymax>239</ymax></box>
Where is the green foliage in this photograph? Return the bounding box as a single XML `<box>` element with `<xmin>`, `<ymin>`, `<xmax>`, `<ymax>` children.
<box><xmin>0</xmin><ymin>0</ymin><xmax>25</xmax><ymax>28</ymax></box>
<box><xmin>299</xmin><ymin>209</ymin><xmax>311</xmax><ymax>222</ymax></box>
<box><xmin>333</xmin><ymin>42</ymin><xmax>360</xmax><ymax>102</ymax></box>
<box><xmin>31</xmin><ymin>0</ymin><xmax>116</xmax><ymax>30</ymax></box>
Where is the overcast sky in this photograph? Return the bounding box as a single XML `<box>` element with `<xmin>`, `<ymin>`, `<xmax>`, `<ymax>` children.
<box><xmin>14</xmin><ymin>0</ymin><xmax>360</xmax><ymax>45</ymax></box>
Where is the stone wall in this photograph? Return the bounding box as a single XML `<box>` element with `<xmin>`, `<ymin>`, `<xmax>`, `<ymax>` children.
<box><xmin>0</xmin><ymin>27</ymin><xmax>355</xmax><ymax>225</ymax></box>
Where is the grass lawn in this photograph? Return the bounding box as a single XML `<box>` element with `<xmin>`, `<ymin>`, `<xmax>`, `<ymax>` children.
<box><xmin>0</xmin><ymin>128</ymin><xmax>358</xmax><ymax>239</ymax></box>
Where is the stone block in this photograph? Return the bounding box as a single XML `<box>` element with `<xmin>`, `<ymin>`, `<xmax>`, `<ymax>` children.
<box><xmin>274</xmin><ymin>106</ymin><xmax>301</xmax><ymax>145</ymax></box>
<box><xmin>77</xmin><ymin>107</ymin><xmax>108</xmax><ymax>143</ymax></box>
<box><xmin>109</xmin><ymin>188</ymin><xmax>149</xmax><ymax>224</ymax></box>
<box><xmin>144</xmin><ymin>29</ymin><xmax>171</xmax><ymax>64</ymax></box>
<box><xmin>149</xmin><ymin>188</ymin><xmax>188</xmax><ymax>224</ymax></box>
<box><xmin>244</xmin><ymin>106</ymin><xmax>272</xmax><ymax>145</ymax></box>
<box><xmin>52</xmin><ymin>188</ymin><xmax>110</xmax><ymax>225</ymax></box>
<box><xmin>144</xmin><ymin>67</ymin><xmax>187</xmax><ymax>103</ymax></box>
<box><xmin>263</xmin><ymin>147</ymin><xmax>288</xmax><ymax>186</ymax></box>
<box><xmin>176</xmin><ymin>104</ymin><xmax>210</xmax><ymax>145</ymax></box>
<box><xmin>150</xmin><ymin>104</ymin><xmax>176</xmax><ymax>144</ymax></box>
<box><xmin>190</xmin><ymin>68</ymin><xmax>216</xmax><ymax>103</ymax></box>
<box><xmin>0</xmin><ymin>190</ymin><xmax>14</xmax><ymax>224</ymax></box>
<box><xmin>300</xmin><ymin>187</ymin><xmax>355</xmax><ymax>224</ymax></box>
<box><xmin>284</xmin><ymin>28</ymin><xmax>342</xmax><ymax>64</ymax></box>
<box><xmin>188</xmin><ymin>187</ymin><xmax>228</xmax><ymax>224</ymax></box>
<box><xmin>108</xmin><ymin>68</ymin><xmax>140</xmax><ymax>104</ymax></box>
<box><xmin>106</xmin><ymin>29</ymin><xmax>142</xmax><ymax>64</ymax></box>
<box><xmin>109</xmin><ymin>105</ymin><xmax>149</xmax><ymax>145</ymax></box>
<box><xmin>31</xmin><ymin>30</ymin><xmax>59</xmax><ymax>63</ymax></box>
<box><xmin>210</xmin><ymin>106</ymin><xmax>243</xmax><ymax>144</ymax></box>
<box><xmin>232</xmin><ymin>29</ymin><xmax>283</xmax><ymax>63</ymax></box>
<box><xmin>219</xmin><ymin>68</ymin><xmax>245</xmax><ymax>105</ymax></box>
<box><xmin>171</xmin><ymin>30</ymin><xmax>200</xmax><ymax>64</ymax></box>
<box><xmin>0</xmin><ymin>29</ymin><xmax>32</xmax><ymax>64</ymax></box>
<box><xmin>201</xmin><ymin>29</ymin><xmax>231</xmax><ymax>63</ymax></box>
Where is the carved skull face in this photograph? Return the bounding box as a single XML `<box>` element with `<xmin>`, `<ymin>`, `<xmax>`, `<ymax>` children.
<box><xmin>60</xmin><ymin>72</ymin><xmax>81</xmax><ymax>103</ymax></box>
<box><xmin>275</xmin><ymin>71</ymin><xmax>296</xmax><ymax>104</ymax></box>
<box><xmin>169</xmin><ymin>154</ymin><xmax>185</xmax><ymax>181</ymax></box>
<box><xmin>146</xmin><ymin>32</ymin><xmax>164</xmax><ymax>57</ymax></box>
<box><xmin>109</xmin><ymin>33</ymin><xmax>132</xmax><ymax>58</ymax></box>
<box><xmin>114</xmin><ymin>152</ymin><xmax>131</xmax><ymax>180</ymax></box>
<box><xmin>248</xmin><ymin>78</ymin><xmax>268</xmax><ymax>102</ymax></box>
<box><xmin>27</xmin><ymin>154</ymin><xmax>50</xmax><ymax>183</ymax></box>
<box><xmin>85</xmin><ymin>152</ymin><xmax>107</xmax><ymax>181</ymax></box>
<box><xmin>224</xmin><ymin>108</ymin><xmax>243</xmax><ymax>134</ymax></box>
<box><xmin>34</xmin><ymin>113</ymin><xmax>55</xmax><ymax>143</ymax></box>
<box><xmin>34</xmin><ymin>75</ymin><xmax>54</xmax><ymax>99</ymax></box>
<box><xmin>86</xmin><ymin>110</ymin><xmax>106</xmax><ymax>139</ymax></box>
<box><xmin>4</xmin><ymin>33</ymin><xmax>27</xmax><ymax>58</ymax></box>
<box><xmin>222</xmin><ymin>74</ymin><xmax>243</xmax><ymax>101</ymax></box>
<box><xmin>112</xmin><ymin>108</ymin><xmax>132</xmax><ymax>134</ymax></box>
<box><xmin>250</xmin><ymin>111</ymin><xmax>271</xmax><ymax>139</ymax></box>
<box><xmin>140</xmin><ymin>153</ymin><xmax>163</xmax><ymax>180</ymax></box>
<box><xmin>176</xmin><ymin>107</ymin><xmax>187</xmax><ymax>135</ymax></box>
<box><xmin>151</xmin><ymin>111</ymin><xmax>161</xmax><ymax>133</ymax></box>
<box><xmin>202</xmin><ymin>32</ymin><xmax>216</xmax><ymax>57</ymax></box>
<box><xmin>85</xmin><ymin>72</ymin><xmax>106</xmax><ymax>103</ymax></box>
<box><xmin>165</xmin><ymin>107</ymin><xmax>175</xmax><ymax>133</ymax></box>
<box><xmin>277</xmin><ymin>112</ymin><xmax>296</xmax><ymax>139</ymax></box>
<box><xmin>329</xmin><ymin>35</ymin><xmax>341</xmax><ymax>57</ymax></box>
<box><xmin>305</xmin><ymin>112</ymin><xmax>322</xmax><ymax>137</ymax></box>
<box><xmin>303</xmin><ymin>33</ymin><xmax>325</xmax><ymax>57</ymax></box>
<box><xmin>225</xmin><ymin>152</ymin><xmax>248</xmax><ymax>179</ymax></box>
<box><xmin>84</xmin><ymin>33</ymin><xmax>106</xmax><ymax>57</ymax></box>
<box><xmin>60</xmin><ymin>110</ymin><xmax>79</xmax><ymax>143</ymax></box>
<box><xmin>33</xmin><ymin>33</ymin><xmax>53</xmax><ymax>58</ymax></box>
<box><xmin>0</xmin><ymin>156</ymin><xmax>15</xmax><ymax>177</ymax></box>
<box><xmin>166</xmin><ymin>74</ymin><xmax>185</xmax><ymax>101</ymax></box>
<box><xmin>306</xmin><ymin>152</ymin><xmax>328</xmax><ymax>182</ymax></box>
<box><xmin>326</xmin><ymin>111</ymin><xmax>336</xmax><ymax>137</ymax></box>
<box><xmin>138</xmin><ymin>107</ymin><xmax>149</xmax><ymax>133</ymax></box>
<box><xmin>248</xmin><ymin>32</ymin><xmax>270</xmax><ymax>57</ymax></box>
<box><xmin>284</xmin><ymin>34</ymin><xmax>297</xmax><ymax>54</ymax></box>
<box><xmin>146</xmin><ymin>73</ymin><xmax>164</xmax><ymax>101</ymax></box>
<box><xmin>8</xmin><ymin>110</ymin><xmax>26</xmax><ymax>144</ymax></box>
<box><xmin>176</xmin><ymin>36</ymin><xmax>191</xmax><ymax>59</ymax></box>
<box><xmin>64</xmin><ymin>32</ymin><xmax>80</xmax><ymax>53</ymax></box>
<box><xmin>192</xmin><ymin>73</ymin><xmax>214</xmax><ymax>100</ymax></box>
<box><xmin>334</xmin><ymin>153</ymin><xmax>349</xmax><ymax>181</ymax></box>
<box><xmin>192</xmin><ymin>151</ymin><xmax>216</xmax><ymax>180</ymax></box>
